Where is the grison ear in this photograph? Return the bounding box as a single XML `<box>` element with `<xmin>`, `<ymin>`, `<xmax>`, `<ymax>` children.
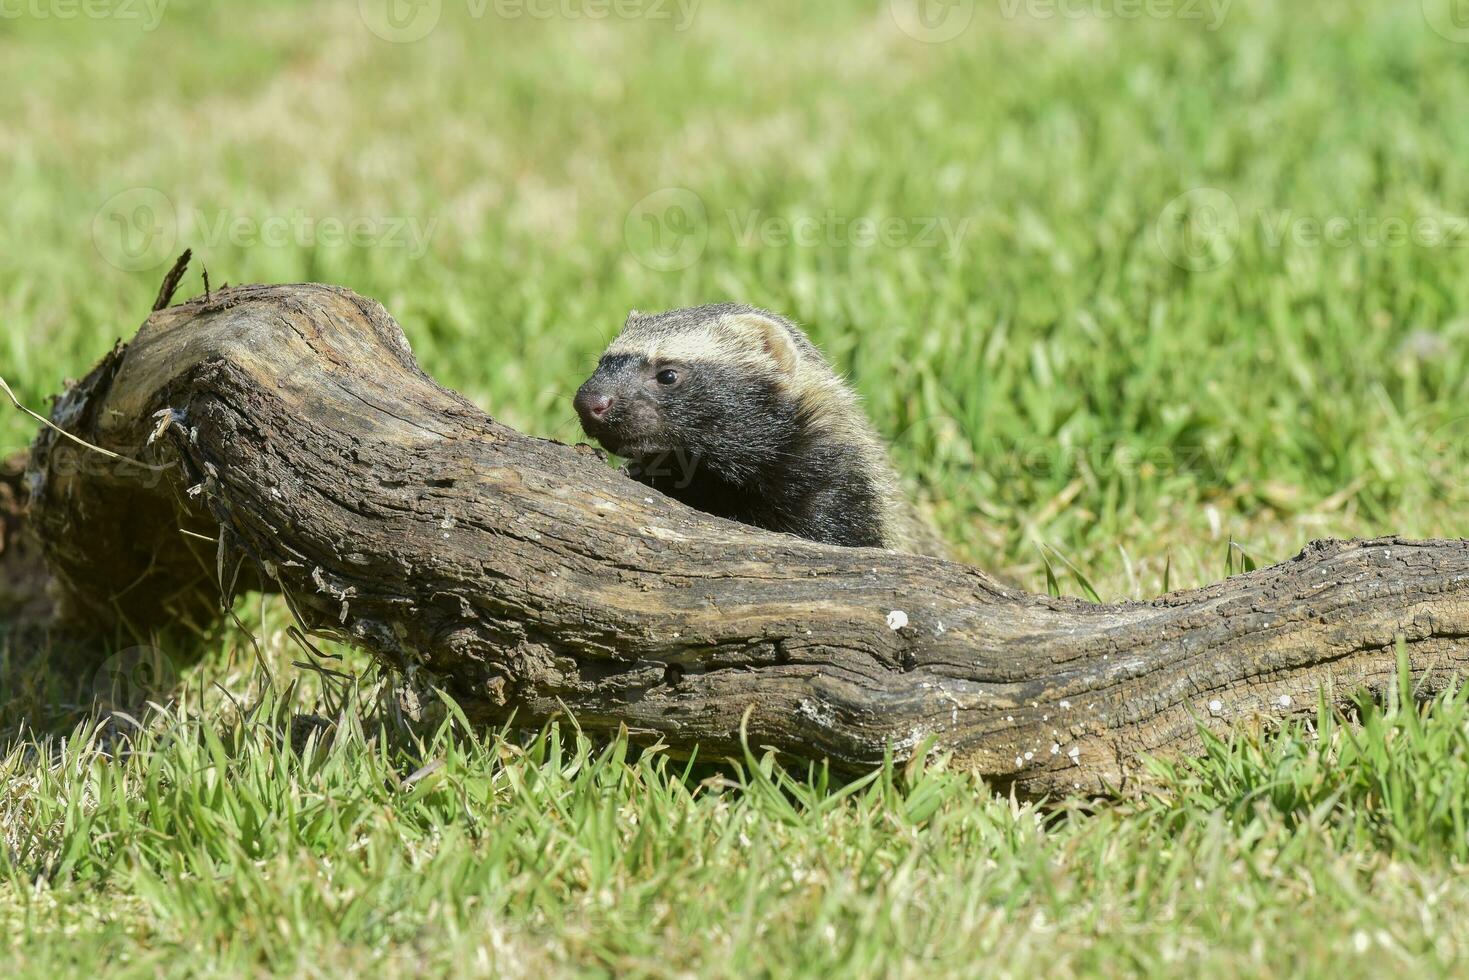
<box><xmin>721</xmin><ymin>312</ymin><xmax>800</xmax><ymax>373</ymax></box>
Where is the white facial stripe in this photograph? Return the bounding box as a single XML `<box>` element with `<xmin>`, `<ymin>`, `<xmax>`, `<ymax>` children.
<box><xmin>607</xmin><ymin>330</ymin><xmax>767</xmax><ymax>367</ymax></box>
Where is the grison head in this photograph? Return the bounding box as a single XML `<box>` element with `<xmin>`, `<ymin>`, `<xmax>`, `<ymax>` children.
<box><xmin>573</xmin><ymin>304</ymin><xmax>829</xmax><ymax>479</ymax></box>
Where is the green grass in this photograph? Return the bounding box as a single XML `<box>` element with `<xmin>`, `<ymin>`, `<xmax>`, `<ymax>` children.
<box><xmin>1</xmin><ymin>0</ymin><xmax>1468</xmax><ymax>974</ymax></box>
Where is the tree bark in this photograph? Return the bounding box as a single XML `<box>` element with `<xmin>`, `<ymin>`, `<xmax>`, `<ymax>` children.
<box><xmin>21</xmin><ymin>282</ymin><xmax>1469</xmax><ymax>795</ymax></box>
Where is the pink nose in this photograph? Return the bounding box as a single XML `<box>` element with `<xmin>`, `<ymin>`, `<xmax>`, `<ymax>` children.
<box><xmin>577</xmin><ymin>390</ymin><xmax>614</xmax><ymax>421</ymax></box>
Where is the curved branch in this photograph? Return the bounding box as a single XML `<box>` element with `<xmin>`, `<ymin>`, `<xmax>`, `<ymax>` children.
<box><xmin>24</xmin><ymin>282</ymin><xmax>1469</xmax><ymax>795</ymax></box>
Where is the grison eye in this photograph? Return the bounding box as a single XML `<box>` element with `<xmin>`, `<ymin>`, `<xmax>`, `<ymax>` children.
<box><xmin>655</xmin><ymin>368</ymin><xmax>680</xmax><ymax>386</ymax></box>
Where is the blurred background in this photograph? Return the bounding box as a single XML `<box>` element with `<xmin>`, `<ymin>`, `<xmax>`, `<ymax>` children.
<box><xmin>2</xmin><ymin>0</ymin><xmax>1467</xmax><ymax>591</ymax></box>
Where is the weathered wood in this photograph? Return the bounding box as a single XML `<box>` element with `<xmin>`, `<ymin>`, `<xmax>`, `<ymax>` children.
<box><xmin>21</xmin><ymin>282</ymin><xmax>1469</xmax><ymax>795</ymax></box>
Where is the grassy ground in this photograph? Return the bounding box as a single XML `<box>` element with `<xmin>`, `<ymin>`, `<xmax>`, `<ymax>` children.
<box><xmin>1</xmin><ymin>0</ymin><xmax>1468</xmax><ymax>974</ymax></box>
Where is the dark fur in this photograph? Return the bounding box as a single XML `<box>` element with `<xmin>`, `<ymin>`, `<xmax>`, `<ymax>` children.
<box><xmin>574</xmin><ymin>309</ymin><xmax>889</xmax><ymax>548</ymax></box>
<box><xmin>623</xmin><ymin>375</ymin><xmax>886</xmax><ymax>548</ymax></box>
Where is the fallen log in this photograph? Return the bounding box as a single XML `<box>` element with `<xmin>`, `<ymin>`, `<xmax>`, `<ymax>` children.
<box><xmin>20</xmin><ymin>280</ymin><xmax>1469</xmax><ymax>795</ymax></box>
